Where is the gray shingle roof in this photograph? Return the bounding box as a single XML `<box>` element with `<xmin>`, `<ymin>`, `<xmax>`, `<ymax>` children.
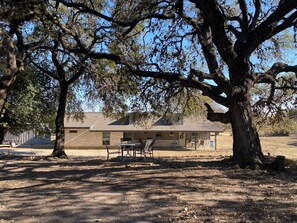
<box><xmin>64</xmin><ymin>112</ymin><xmax>103</xmax><ymax>128</ymax></box>
<box><xmin>65</xmin><ymin>112</ymin><xmax>223</xmax><ymax>132</ymax></box>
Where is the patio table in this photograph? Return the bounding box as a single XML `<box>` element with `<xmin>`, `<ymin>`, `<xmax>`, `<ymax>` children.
<box><xmin>117</xmin><ymin>142</ymin><xmax>142</xmax><ymax>160</ymax></box>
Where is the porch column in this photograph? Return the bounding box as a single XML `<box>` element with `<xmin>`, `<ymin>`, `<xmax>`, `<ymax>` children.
<box><xmin>215</xmin><ymin>133</ymin><xmax>217</xmax><ymax>150</ymax></box>
<box><xmin>195</xmin><ymin>132</ymin><xmax>197</xmax><ymax>150</ymax></box>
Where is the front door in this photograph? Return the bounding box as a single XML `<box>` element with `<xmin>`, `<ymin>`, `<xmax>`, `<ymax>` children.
<box><xmin>178</xmin><ymin>132</ymin><xmax>185</xmax><ymax>147</ymax></box>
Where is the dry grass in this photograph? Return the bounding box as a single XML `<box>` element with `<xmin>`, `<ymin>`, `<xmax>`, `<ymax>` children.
<box><xmin>3</xmin><ymin>134</ymin><xmax>296</xmax><ymax>160</ymax></box>
<box><xmin>152</xmin><ymin>134</ymin><xmax>297</xmax><ymax>162</ymax></box>
<box><xmin>215</xmin><ymin>133</ymin><xmax>297</xmax><ymax>159</ymax></box>
<box><xmin>0</xmin><ymin>134</ymin><xmax>296</xmax><ymax>223</ymax></box>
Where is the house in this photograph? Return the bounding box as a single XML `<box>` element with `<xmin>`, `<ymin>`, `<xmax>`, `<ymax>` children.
<box><xmin>64</xmin><ymin>112</ymin><xmax>223</xmax><ymax>149</ymax></box>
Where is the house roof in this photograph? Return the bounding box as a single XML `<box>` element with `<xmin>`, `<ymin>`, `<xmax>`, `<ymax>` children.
<box><xmin>65</xmin><ymin>112</ymin><xmax>223</xmax><ymax>132</ymax></box>
<box><xmin>65</xmin><ymin>112</ymin><xmax>102</xmax><ymax>128</ymax></box>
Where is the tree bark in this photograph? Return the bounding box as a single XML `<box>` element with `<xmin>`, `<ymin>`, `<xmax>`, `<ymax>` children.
<box><xmin>229</xmin><ymin>100</ymin><xmax>265</xmax><ymax>168</ymax></box>
<box><xmin>52</xmin><ymin>83</ymin><xmax>68</xmax><ymax>158</ymax></box>
<box><xmin>0</xmin><ymin>127</ymin><xmax>8</xmax><ymax>144</ymax></box>
<box><xmin>0</xmin><ymin>111</ymin><xmax>10</xmax><ymax>144</ymax></box>
<box><xmin>0</xmin><ymin>28</ymin><xmax>19</xmax><ymax>115</ymax></box>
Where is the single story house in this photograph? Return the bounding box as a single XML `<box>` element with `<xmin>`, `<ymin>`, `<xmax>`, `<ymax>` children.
<box><xmin>64</xmin><ymin>112</ymin><xmax>223</xmax><ymax>150</ymax></box>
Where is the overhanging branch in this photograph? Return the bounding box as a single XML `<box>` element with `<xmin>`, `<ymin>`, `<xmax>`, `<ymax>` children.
<box><xmin>238</xmin><ymin>0</ymin><xmax>249</xmax><ymax>31</ymax></box>
<box><xmin>29</xmin><ymin>57</ymin><xmax>59</xmax><ymax>80</ymax></box>
<box><xmin>195</xmin><ymin>0</ymin><xmax>237</xmax><ymax>66</ymax></box>
<box><xmin>245</xmin><ymin>0</ymin><xmax>297</xmax><ymax>55</ymax></box>
<box><xmin>256</xmin><ymin>62</ymin><xmax>297</xmax><ymax>84</ymax></box>
<box><xmin>129</xmin><ymin>68</ymin><xmax>228</xmax><ymax>107</ymax></box>
<box><xmin>57</xmin><ymin>0</ymin><xmax>174</xmax><ymax>36</ymax></box>
<box><xmin>249</xmin><ymin>0</ymin><xmax>261</xmax><ymax>29</ymax></box>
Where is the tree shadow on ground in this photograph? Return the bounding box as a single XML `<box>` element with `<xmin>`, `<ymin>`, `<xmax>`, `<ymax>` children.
<box><xmin>288</xmin><ymin>137</ymin><xmax>297</xmax><ymax>146</ymax></box>
<box><xmin>0</xmin><ymin>155</ymin><xmax>296</xmax><ymax>223</ymax></box>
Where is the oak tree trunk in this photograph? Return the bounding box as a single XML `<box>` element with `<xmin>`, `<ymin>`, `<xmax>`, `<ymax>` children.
<box><xmin>0</xmin><ymin>29</ymin><xmax>19</xmax><ymax>115</ymax></box>
<box><xmin>52</xmin><ymin>84</ymin><xmax>68</xmax><ymax>158</ymax></box>
<box><xmin>0</xmin><ymin>127</ymin><xmax>8</xmax><ymax>144</ymax></box>
<box><xmin>229</xmin><ymin>100</ymin><xmax>265</xmax><ymax>168</ymax></box>
<box><xmin>0</xmin><ymin>111</ymin><xmax>10</xmax><ymax>143</ymax></box>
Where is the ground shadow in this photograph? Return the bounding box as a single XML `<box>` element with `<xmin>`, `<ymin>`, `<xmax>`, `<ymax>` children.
<box><xmin>154</xmin><ymin>146</ymin><xmax>216</xmax><ymax>151</ymax></box>
<box><xmin>0</xmin><ymin>155</ymin><xmax>297</xmax><ymax>223</ymax></box>
<box><xmin>288</xmin><ymin>137</ymin><xmax>297</xmax><ymax>146</ymax></box>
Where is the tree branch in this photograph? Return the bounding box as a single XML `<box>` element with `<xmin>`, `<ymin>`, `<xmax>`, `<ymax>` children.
<box><xmin>57</xmin><ymin>0</ymin><xmax>175</xmax><ymax>36</ymax></box>
<box><xmin>29</xmin><ymin>57</ymin><xmax>59</xmax><ymax>80</ymax></box>
<box><xmin>51</xmin><ymin>41</ymin><xmax>65</xmax><ymax>81</ymax></box>
<box><xmin>271</xmin><ymin>11</ymin><xmax>297</xmax><ymax>36</ymax></box>
<box><xmin>249</xmin><ymin>0</ymin><xmax>261</xmax><ymax>29</ymax></box>
<box><xmin>68</xmin><ymin>64</ymin><xmax>85</xmax><ymax>84</ymax></box>
<box><xmin>227</xmin><ymin>25</ymin><xmax>241</xmax><ymax>38</ymax></box>
<box><xmin>256</xmin><ymin>62</ymin><xmax>297</xmax><ymax>84</ymax></box>
<box><xmin>238</xmin><ymin>0</ymin><xmax>249</xmax><ymax>31</ymax></box>
<box><xmin>191</xmin><ymin>20</ymin><xmax>232</xmax><ymax>95</ymax></box>
<box><xmin>245</xmin><ymin>0</ymin><xmax>297</xmax><ymax>55</ymax></box>
<box><xmin>128</xmin><ymin>68</ymin><xmax>228</xmax><ymax>107</ymax></box>
<box><xmin>195</xmin><ymin>0</ymin><xmax>237</xmax><ymax>65</ymax></box>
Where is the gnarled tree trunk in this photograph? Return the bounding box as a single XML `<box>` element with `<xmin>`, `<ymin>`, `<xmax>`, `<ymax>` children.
<box><xmin>0</xmin><ymin>25</ymin><xmax>21</xmax><ymax>115</ymax></box>
<box><xmin>229</xmin><ymin>100</ymin><xmax>265</xmax><ymax>168</ymax></box>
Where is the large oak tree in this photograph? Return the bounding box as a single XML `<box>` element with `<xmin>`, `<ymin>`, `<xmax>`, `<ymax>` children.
<box><xmin>30</xmin><ymin>2</ymin><xmax>142</xmax><ymax>157</ymax></box>
<box><xmin>0</xmin><ymin>1</ymin><xmax>47</xmax><ymax>114</ymax></box>
<box><xmin>3</xmin><ymin>1</ymin><xmax>294</xmax><ymax>166</ymax></box>
<box><xmin>55</xmin><ymin>0</ymin><xmax>297</xmax><ymax>167</ymax></box>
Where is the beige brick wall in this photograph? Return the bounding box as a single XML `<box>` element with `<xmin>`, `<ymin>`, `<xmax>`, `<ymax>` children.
<box><xmin>65</xmin><ymin>128</ymin><xmax>123</xmax><ymax>149</ymax></box>
<box><xmin>65</xmin><ymin>128</ymin><xmax>101</xmax><ymax>149</ymax></box>
<box><xmin>65</xmin><ymin>128</ymin><xmax>212</xmax><ymax>149</ymax></box>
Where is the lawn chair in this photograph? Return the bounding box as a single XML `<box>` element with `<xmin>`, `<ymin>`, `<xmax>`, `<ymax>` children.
<box><xmin>135</xmin><ymin>139</ymin><xmax>155</xmax><ymax>162</ymax></box>
<box><xmin>104</xmin><ymin>142</ymin><xmax>121</xmax><ymax>161</ymax></box>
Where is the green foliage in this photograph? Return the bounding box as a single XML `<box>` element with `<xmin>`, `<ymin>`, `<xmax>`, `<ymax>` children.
<box><xmin>183</xmin><ymin>95</ymin><xmax>210</xmax><ymax>117</ymax></box>
<box><xmin>288</xmin><ymin>108</ymin><xmax>297</xmax><ymax>119</ymax></box>
<box><xmin>2</xmin><ymin>65</ymin><xmax>56</xmax><ymax>135</ymax></box>
<box><xmin>81</xmin><ymin>60</ymin><xmax>140</xmax><ymax>116</ymax></box>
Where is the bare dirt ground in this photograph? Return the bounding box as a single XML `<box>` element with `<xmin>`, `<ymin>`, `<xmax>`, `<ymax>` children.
<box><xmin>0</xmin><ymin>135</ymin><xmax>297</xmax><ymax>223</ymax></box>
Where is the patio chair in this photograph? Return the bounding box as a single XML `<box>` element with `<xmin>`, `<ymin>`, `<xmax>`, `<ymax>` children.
<box><xmin>200</xmin><ymin>140</ymin><xmax>205</xmax><ymax>146</ymax></box>
<box><xmin>120</xmin><ymin>137</ymin><xmax>132</xmax><ymax>142</ymax></box>
<box><xmin>135</xmin><ymin>139</ymin><xmax>156</xmax><ymax>162</ymax></box>
<box><xmin>104</xmin><ymin>142</ymin><xmax>121</xmax><ymax>161</ymax></box>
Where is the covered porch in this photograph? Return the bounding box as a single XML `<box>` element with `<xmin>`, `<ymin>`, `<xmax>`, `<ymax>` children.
<box><xmin>122</xmin><ymin>131</ymin><xmax>220</xmax><ymax>150</ymax></box>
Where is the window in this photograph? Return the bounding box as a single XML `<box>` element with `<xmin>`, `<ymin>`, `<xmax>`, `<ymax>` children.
<box><xmin>192</xmin><ymin>132</ymin><xmax>198</xmax><ymax>137</ymax></box>
<box><xmin>156</xmin><ymin>132</ymin><xmax>162</xmax><ymax>137</ymax></box>
<box><xmin>69</xmin><ymin>130</ymin><xmax>78</xmax><ymax>133</ymax></box>
<box><xmin>191</xmin><ymin>132</ymin><xmax>198</xmax><ymax>142</ymax></box>
<box><xmin>102</xmin><ymin>132</ymin><xmax>110</xmax><ymax>145</ymax></box>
